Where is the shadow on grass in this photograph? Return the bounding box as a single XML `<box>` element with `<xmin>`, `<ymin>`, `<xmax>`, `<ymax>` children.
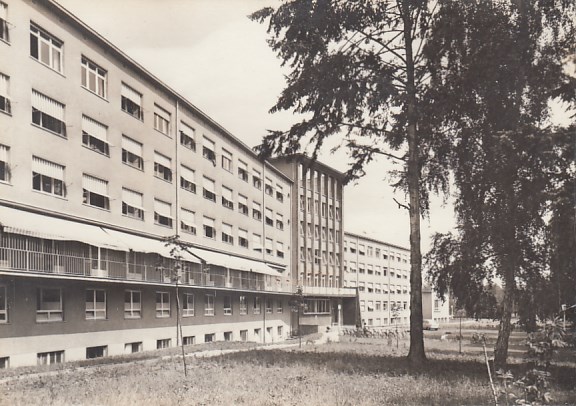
<box><xmin>217</xmin><ymin>348</ymin><xmax>576</xmax><ymax>390</ymax></box>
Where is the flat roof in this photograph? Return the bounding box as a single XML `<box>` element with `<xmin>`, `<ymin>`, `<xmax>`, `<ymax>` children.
<box><xmin>344</xmin><ymin>231</ymin><xmax>409</xmax><ymax>252</ymax></box>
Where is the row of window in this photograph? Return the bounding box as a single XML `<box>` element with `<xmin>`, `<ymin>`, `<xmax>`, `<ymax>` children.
<box><xmin>344</xmin><ymin>262</ymin><xmax>408</xmax><ymax>279</ymax></box>
<box><xmin>298</xmin><ymin>164</ymin><xmax>342</xmax><ymax>200</ymax></box>
<box><xmin>0</xmin><ymin>286</ymin><xmax>284</xmax><ymax>324</ymax></box>
<box><xmin>346</xmin><ymin>281</ymin><xmax>409</xmax><ymax>295</ymax></box>
<box><xmin>299</xmin><ymin>195</ymin><xmax>341</xmax><ymax>220</ymax></box>
<box><xmin>360</xmin><ymin>300</ymin><xmax>408</xmax><ymax>312</ymax></box>
<box><xmin>298</xmin><ymin>247</ymin><xmax>341</xmax><ymax>266</ymax></box>
<box><xmin>299</xmin><ymin>273</ymin><xmax>341</xmax><ymax>288</ymax></box>
<box><xmin>345</xmin><ymin>241</ymin><xmax>409</xmax><ymax>263</ymax></box>
<box><xmin>299</xmin><ymin>221</ymin><xmax>341</xmax><ymax>243</ymax></box>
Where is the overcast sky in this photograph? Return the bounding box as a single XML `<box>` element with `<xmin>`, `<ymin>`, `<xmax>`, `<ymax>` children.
<box><xmin>56</xmin><ymin>0</ymin><xmax>462</xmax><ymax>251</ymax></box>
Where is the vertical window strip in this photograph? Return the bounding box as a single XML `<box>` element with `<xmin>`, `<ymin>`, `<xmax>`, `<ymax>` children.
<box><xmin>32</xmin><ymin>156</ymin><xmax>64</xmax><ymax>180</ymax></box>
<box><xmin>82</xmin><ymin>116</ymin><xmax>108</xmax><ymax>142</ymax></box>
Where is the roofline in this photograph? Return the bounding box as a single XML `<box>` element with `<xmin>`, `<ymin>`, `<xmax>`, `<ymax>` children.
<box><xmin>42</xmin><ymin>0</ymin><xmax>292</xmax><ymax>184</ymax></box>
<box><xmin>344</xmin><ymin>231</ymin><xmax>409</xmax><ymax>252</ymax></box>
<box><xmin>269</xmin><ymin>154</ymin><xmax>347</xmax><ymax>180</ymax></box>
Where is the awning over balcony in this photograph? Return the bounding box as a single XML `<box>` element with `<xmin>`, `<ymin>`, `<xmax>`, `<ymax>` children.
<box><xmin>0</xmin><ymin>205</ymin><xmax>123</xmax><ymax>250</ymax></box>
<box><xmin>189</xmin><ymin>246</ymin><xmax>283</xmax><ymax>277</ymax></box>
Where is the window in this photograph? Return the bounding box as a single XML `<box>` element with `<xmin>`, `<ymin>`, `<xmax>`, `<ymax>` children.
<box><xmin>86</xmin><ymin>345</ymin><xmax>107</xmax><ymax>359</ymax></box>
<box><xmin>221</xmin><ymin>149</ymin><xmax>232</xmax><ymax>172</ymax></box>
<box><xmin>154</xmin><ymin>199</ymin><xmax>173</xmax><ymax>228</ymax></box>
<box><xmin>156</xmin><ymin>292</ymin><xmax>170</xmax><ymax>318</ymax></box>
<box><xmin>154</xmin><ymin>104</ymin><xmax>170</xmax><ymax>135</ymax></box>
<box><xmin>157</xmin><ymin>339</ymin><xmax>171</xmax><ymax>349</ymax></box>
<box><xmin>0</xmin><ymin>285</ymin><xmax>7</xmax><ymax>323</ymax></box>
<box><xmin>124</xmin><ymin>290</ymin><xmax>141</xmax><ymax>318</ymax></box>
<box><xmin>238</xmin><ymin>194</ymin><xmax>248</xmax><ymax>215</ymax></box>
<box><xmin>36</xmin><ymin>288</ymin><xmax>62</xmax><ymax>322</ymax></box>
<box><xmin>204</xmin><ymin>334</ymin><xmax>215</xmax><ymax>343</ymax></box>
<box><xmin>252</xmin><ymin>169</ymin><xmax>262</xmax><ymax>189</ymax></box>
<box><xmin>180</xmin><ymin>165</ymin><xmax>196</xmax><ymax>193</ymax></box>
<box><xmin>276</xmin><ymin>184</ymin><xmax>284</xmax><ymax>202</ymax></box>
<box><xmin>154</xmin><ymin>152</ymin><xmax>172</xmax><ymax>182</ymax></box>
<box><xmin>222</xmin><ymin>223</ymin><xmax>233</xmax><ymax>245</ymax></box>
<box><xmin>239</xmin><ymin>296</ymin><xmax>247</xmax><ymax>315</ymax></box>
<box><xmin>254</xmin><ymin>328</ymin><xmax>261</xmax><ymax>340</ymax></box>
<box><xmin>0</xmin><ymin>2</ymin><xmax>9</xmax><ymax>43</ymax></box>
<box><xmin>180</xmin><ymin>122</ymin><xmax>196</xmax><ymax>150</ymax></box>
<box><xmin>238</xmin><ymin>160</ymin><xmax>248</xmax><ymax>182</ymax></box>
<box><xmin>265</xmin><ymin>178</ymin><xmax>273</xmax><ymax>195</ymax></box>
<box><xmin>182</xmin><ymin>293</ymin><xmax>195</xmax><ymax>317</ymax></box>
<box><xmin>252</xmin><ymin>201</ymin><xmax>262</xmax><ymax>221</ymax></box>
<box><xmin>85</xmin><ymin>289</ymin><xmax>106</xmax><ymax>320</ymax></box>
<box><xmin>121</xmin><ymin>83</ymin><xmax>143</xmax><ymax>120</ymax></box>
<box><xmin>252</xmin><ymin>234</ymin><xmax>262</xmax><ymax>252</ymax></box>
<box><xmin>266</xmin><ymin>298</ymin><xmax>273</xmax><ymax>314</ymax></box>
<box><xmin>32</xmin><ymin>90</ymin><xmax>66</xmax><ymax>136</ymax></box>
<box><xmin>32</xmin><ymin>156</ymin><xmax>65</xmax><ymax>197</ymax></box>
<box><xmin>183</xmin><ymin>336</ymin><xmax>195</xmax><ymax>346</ymax></box>
<box><xmin>222</xmin><ymin>186</ymin><xmax>234</xmax><ymax>209</ymax></box>
<box><xmin>265</xmin><ymin>238</ymin><xmax>274</xmax><ymax>255</ymax></box>
<box><xmin>240</xmin><ymin>330</ymin><xmax>248</xmax><ymax>341</ymax></box>
<box><xmin>203</xmin><ymin>216</ymin><xmax>215</xmax><ymax>239</ymax></box>
<box><xmin>0</xmin><ymin>73</ymin><xmax>10</xmax><ymax>114</ymax></box>
<box><xmin>253</xmin><ymin>296</ymin><xmax>261</xmax><ymax>314</ymax></box>
<box><xmin>202</xmin><ymin>137</ymin><xmax>216</xmax><ymax>163</ymax></box>
<box><xmin>125</xmin><ymin>342</ymin><xmax>142</xmax><ymax>353</ymax></box>
<box><xmin>276</xmin><ymin>213</ymin><xmax>284</xmax><ymax>230</ymax></box>
<box><xmin>276</xmin><ymin>299</ymin><xmax>283</xmax><ymax>313</ymax></box>
<box><xmin>180</xmin><ymin>209</ymin><xmax>196</xmax><ymax>235</ymax></box>
<box><xmin>223</xmin><ymin>296</ymin><xmax>232</xmax><ymax>315</ymax></box>
<box><xmin>81</xmin><ymin>56</ymin><xmax>107</xmax><ymax>98</ymax></box>
<box><xmin>81</xmin><ymin>116</ymin><xmax>109</xmax><ymax>156</ymax></box>
<box><xmin>265</xmin><ymin>208</ymin><xmax>274</xmax><ymax>226</ymax></box>
<box><xmin>276</xmin><ymin>241</ymin><xmax>285</xmax><ymax>258</ymax></box>
<box><xmin>37</xmin><ymin>351</ymin><xmax>64</xmax><ymax>366</ymax></box>
<box><xmin>204</xmin><ymin>294</ymin><xmax>215</xmax><ymax>316</ymax></box>
<box><xmin>303</xmin><ymin>299</ymin><xmax>331</xmax><ymax>314</ymax></box>
<box><xmin>121</xmin><ymin>188</ymin><xmax>144</xmax><ymax>220</ymax></box>
<box><xmin>239</xmin><ymin>229</ymin><xmax>248</xmax><ymax>248</ymax></box>
<box><xmin>203</xmin><ymin>177</ymin><xmax>216</xmax><ymax>202</ymax></box>
<box><xmin>0</xmin><ymin>357</ymin><xmax>8</xmax><ymax>369</ymax></box>
<box><xmin>121</xmin><ymin>136</ymin><xmax>143</xmax><ymax>170</ymax></box>
<box><xmin>30</xmin><ymin>23</ymin><xmax>63</xmax><ymax>73</ymax></box>
<box><xmin>299</xmin><ymin>195</ymin><xmax>305</xmax><ymax>211</ymax></box>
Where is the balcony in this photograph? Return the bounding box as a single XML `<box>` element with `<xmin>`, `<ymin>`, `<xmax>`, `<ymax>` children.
<box><xmin>302</xmin><ymin>286</ymin><xmax>356</xmax><ymax>297</ymax></box>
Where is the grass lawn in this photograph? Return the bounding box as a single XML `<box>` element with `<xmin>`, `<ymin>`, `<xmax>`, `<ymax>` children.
<box><xmin>1</xmin><ymin>333</ymin><xmax>575</xmax><ymax>406</ymax></box>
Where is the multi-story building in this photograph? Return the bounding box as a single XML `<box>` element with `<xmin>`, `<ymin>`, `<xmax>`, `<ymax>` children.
<box><xmin>343</xmin><ymin>232</ymin><xmax>411</xmax><ymax>328</ymax></box>
<box><xmin>0</xmin><ymin>0</ymin><xmax>294</xmax><ymax>368</ymax></box>
<box><xmin>271</xmin><ymin>155</ymin><xmax>356</xmax><ymax>329</ymax></box>
<box><xmin>422</xmin><ymin>286</ymin><xmax>452</xmax><ymax>323</ymax></box>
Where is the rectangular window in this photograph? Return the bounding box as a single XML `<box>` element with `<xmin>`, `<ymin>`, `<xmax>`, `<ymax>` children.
<box><xmin>265</xmin><ymin>238</ymin><xmax>273</xmax><ymax>256</ymax></box>
<box><xmin>202</xmin><ymin>137</ymin><xmax>216</xmax><ymax>162</ymax></box>
<box><xmin>265</xmin><ymin>178</ymin><xmax>273</xmax><ymax>195</ymax></box>
<box><xmin>203</xmin><ymin>216</ymin><xmax>215</xmax><ymax>239</ymax></box>
<box><xmin>36</xmin><ymin>288</ymin><xmax>62</xmax><ymax>322</ymax></box>
<box><xmin>124</xmin><ymin>290</ymin><xmax>141</xmax><ymax>318</ymax></box>
<box><xmin>183</xmin><ymin>336</ymin><xmax>195</xmax><ymax>346</ymax></box>
<box><xmin>238</xmin><ymin>194</ymin><xmax>249</xmax><ymax>215</ymax></box>
<box><xmin>30</xmin><ymin>23</ymin><xmax>63</xmax><ymax>73</ymax></box>
<box><xmin>32</xmin><ymin>156</ymin><xmax>65</xmax><ymax>197</ymax></box>
<box><xmin>180</xmin><ymin>209</ymin><xmax>197</xmax><ymax>235</ymax></box>
<box><xmin>81</xmin><ymin>56</ymin><xmax>107</xmax><ymax>98</ymax></box>
<box><xmin>0</xmin><ymin>72</ymin><xmax>10</xmax><ymax>114</ymax></box>
<box><xmin>157</xmin><ymin>339</ymin><xmax>171</xmax><ymax>349</ymax></box>
<box><xmin>180</xmin><ymin>122</ymin><xmax>196</xmax><ymax>150</ymax></box>
<box><xmin>238</xmin><ymin>229</ymin><xmax>248</xmax><ymax>248</ymax></box>
<box><xmin>203</xmin><ymin>177</ymin><xmax>216</xmax><ymax>202</ymax></box>
<box><xmin>154</xmin><ymin>104</ymin><xmax>170</xmax><ymax>135</ymax></box>
<box><xmin>37</xmin><ymin>351</ymin><xmax>64</xmax><ymax>366</ymax></box>
<box><xmin>221</xmin><ymin>149</ymin><xmax>232</xmax><ymax>172</ymax></box>
<box><xmin>180</xmin><ymin>165</ymin><xmax>196</xmax><ymax>193</ymax></box>
<box><xmin>266</xmin><ymin>298</ymin><xmax>273</xmax><ymax>314</ymax></box>
<box><xmin>222</xmin><ymin>223</ymin><xmax>233</xmax><ymax>245</ymax></box>
<box><xmin>204</xmin><ymin>294</ymin><xmax>214</xmax><ymax>316</ymax></box>
<box><xmin>83</xmin><ymin>174</ymin><xmax>109</xmax><ymax>209</ymax></box>
<box><xmin>82</xmin><ymin>116</ymin><xmax>109</xmax><ymax>156</ymax></box>
<box><xmin>276</xmin><ymin>213</ymin><xmax>284</xmax><ymax>230</ymax></box>
<box><xmin>223</xmin><ymin>296</ymin><xmax>232</xmax><ymax>315</ymax></box>
<box><xmin>253</xmin><ymin>296</ymin><xmax>261</xmax><ymax>315</ymax></box>
<box><xmin>86</xmin><ymin>345</ymin><xmax>107</xmax><ymax>359</ymax></box>
<box><xmin>240</xmin><ymin>330</ymin><xmax>248</xmax><ymax>341</ymax></box>
<box><xmin>276</xmin><ymin>184</ymin><xmax>284</xmax><ymax>202</ymax></box>
<box><xmin>31</xmin><ymin>90</ymin><xmax>66</xmax><ymax>136</ymax></box>
<box><xmin>0</xmin><ymin>285</ymin><xmax>7</xmax><ymax>323</ymax></box>
<box><xmin>222</xmin><ymin>186</ymin><xmax>234</xmax><ymax>209</ymax></box>
<box><xmin>239</xmin><ymin>296</ymin><xmax>247</xmax><ymax>315</ymax></box>
<box><xmin>252</xmin><ymin>201</ymin><xmax>262</xmax><ymax>221</ymax></box>
<box><xmin>253</xmin><ymin>169</ymin><xmax>262</xmax><ymax>189</ymax></box>
<box><xmin>121</xmin><ymin>136</ymin><xmax>144</xmax><ymax>170</ymax></box>
<box><xmin>85</xmin><ymin>289</ymin><xmax>106</xmax><ymax>320</ymax></box>
<box><xmin>276</xmin><ymin>299</ymin><xmax>283</xmax><ymax>313</ymax></box>
<box><xmin>122</xmin><ymin>188</ymin><xmax>144</xmax><ymax>220</ymax></box>
<box><xmin>224</xmin><ymin>331</ymin><xmax>233</xmax><ymax>341</ymax></box>
<box><xmin>121</xmin><ymin>83</ymin><xmax>143</xmax><ymax>120</ymax></box>
<box><xmin>252</xmin><ymin>234</ymin><xmax>262</xmax><ymax>252</ymax></box>
<box><xmin>125</xmin><ymin>342</ymin><xmax>142</xmax><ymax>353</ymax></box>
<box><xmin>154</xmin><ymin>152</ymin><xmax>172</xmax><ymax>182</ymax></box>
<box><xmin>204</xmin><ymin>333</ymin><xmax>215</xmax><ymax>343</ymax></box>
<box><xmin>154</xmin><ymin>199</ymin><xmax>173</xmax><ymax>228</ymax></box>
<box><xmin>238</xmin><ymin>160</ymin><xmax>248</xmax><ymax>182</ymax></box>
<box><xmin>0</xmin><ymin>2</ymin><xmax>9</xmax><ymax>43</ymax></box>
<box><xmin>156</xmin><ymin>292</ymin><xmax>170</xmax><ymax>318</ymax></box>
<box><xmin>265</xmin><ymin>208</ymin><xmax>274</xmax><ymax>226</ymax></box>
<box><xmin>183</xmin><ymin>293</ymin><xmax>194</xmax><ymax>317</ymax></box>
<box><xmin>276</xmin><ymin>241</ymin><xmax>285</xmax><ymax>258</ymax></box>
<box><xmin>0</xmin><ymin>357</ymin><xmax>8</xmax><ymax>369</ymax></box>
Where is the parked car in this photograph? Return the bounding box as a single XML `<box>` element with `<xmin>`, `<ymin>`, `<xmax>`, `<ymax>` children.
<box><xmin>423</xmin><ymin>319</ymin><xmax>440</xmax><ymax>331</ymax></box>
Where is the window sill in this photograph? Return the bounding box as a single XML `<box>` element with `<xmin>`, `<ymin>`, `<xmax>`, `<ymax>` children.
<box><xmin>121</xmin><ymin>109</ymin><xmax>144</xmax><ymax>122</ymax></box>
<box><xmin>124</xmin><ymin>316</ymin><xmax>142</xmax><ymax>320</ymax></box>
<box><xmin>154</xmin><ymin>128</ymin><xmax>172</xmax><ymax>138</ymax></box>
<box><xmin>122</xmin><ymin>162</ymin><xmax>144</xmax><ymax>172</ymax></box>
<box><xmin>153</xmin><ymin>175</ymin><xmax>173</xmax><ymax>184</ymax></box>
<box><xmin>32</xmin><ymin>189</ymin><xmax>67</xmax><ymax>200</ymax></box>
<box><xmin>31</xmin><ymin>123</ymin><xmax>67</xmax><ymax>139</ymax></box>
<box><xmin>0</xmin><ymin>37</ymin><xmax>9</xmax><ymax>46</ymax></box>
<box><xmin>0</xmin><ymin>108</ymin><xmax>11</xmax><ymax>117</ymax></box>
<box><xmin>154</xmin><ymin>222</ymin><xmax>173</xmax><ymax>229</ymax></box>
<box><xmin>122</xmin><ymin>214</ymin><xmax>144</xmax><ymax>221</ymax></box>
<box><xmin>82</xmin><ymin>203</ymin><xmax>110</xmax><ymax>212</ymax></box>
<box><xmin>82</xmin><ymin>144</ymin><xmax>110</xmax><ymax>158</ymax></box>
<box><xmin>81</xmin><ymin>86</ymin><xmax>109</xmax><ymax>102</ymax></box>
<box><xmin>30</xmin><ymin>55</ymin><xmax>66</xmax><ymax>77</ymax></box>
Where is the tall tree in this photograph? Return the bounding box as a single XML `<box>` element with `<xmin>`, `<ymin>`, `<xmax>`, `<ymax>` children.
<box><xmin>251</xmin><ymin>0</ymin><xmax>444</xmax><ymax>367</ymax></box>
<box><xmin>423</xmin><ymin>0</ymin><xmax>575</xmax><ymax>367</ymax></box>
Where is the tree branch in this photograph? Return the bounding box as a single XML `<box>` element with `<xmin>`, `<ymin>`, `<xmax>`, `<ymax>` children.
<box><xmin>394</xmin><ymin>197</ymin><xmax>411</xmax><ymax>210</ymax></box>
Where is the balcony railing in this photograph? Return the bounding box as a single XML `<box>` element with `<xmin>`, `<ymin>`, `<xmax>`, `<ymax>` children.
<box><xmin>0</xmin><ymin>247</ymin><xmax>288</xmax><ymax>293</ymax></box>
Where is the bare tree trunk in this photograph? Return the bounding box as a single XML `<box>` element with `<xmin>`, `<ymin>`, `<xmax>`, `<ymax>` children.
<box><xmin>402</xmin><ymin>0</ymin><xmax>426</xmax><ymax>367</ymax></box>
